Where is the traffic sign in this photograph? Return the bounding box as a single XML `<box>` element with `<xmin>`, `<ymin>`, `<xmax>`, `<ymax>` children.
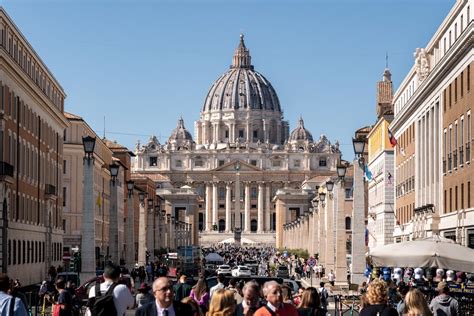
<box><xmin>307</xmin><ymin>258</ymin><xmax>316</xmax><ymax>267</ymax></box>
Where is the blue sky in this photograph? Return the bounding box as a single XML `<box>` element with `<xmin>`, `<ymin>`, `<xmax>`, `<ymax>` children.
<box><xmin>2</xmin><ymin>0</ymin><xmax>453</xmax><ymax>159</ymax></box>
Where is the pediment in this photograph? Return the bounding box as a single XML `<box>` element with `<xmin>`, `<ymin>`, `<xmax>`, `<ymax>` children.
<box><xmin>213</xmin><ymin>160</ymin><xmax>262</xmax><ymax>172</ymax></box>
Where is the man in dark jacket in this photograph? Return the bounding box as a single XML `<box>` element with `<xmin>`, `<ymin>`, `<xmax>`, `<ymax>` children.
<box><xmin>430</xmin><ymin>281</ymin><xmax>460</xmax><ymax>316</ymax></box>
<box><xmin>234</xmin><ymin>281</ymin><xmax>261</xmax><ymax>316</ymax></box>
<box><xmin>135</xmin><ymin>277</ymin><xmax>192</xmax><ymax>316</ymax></box>
<box><xmin>172</xmin><ymin>274</ymin><xmax>191</xmax><ymax>302</ymax></box>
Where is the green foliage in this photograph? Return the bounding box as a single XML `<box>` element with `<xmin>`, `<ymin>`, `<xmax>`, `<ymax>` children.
<box><xmin>277</xmin><ymin>248</ymin><xmax>310</xmax><ymax>259</ymax></box>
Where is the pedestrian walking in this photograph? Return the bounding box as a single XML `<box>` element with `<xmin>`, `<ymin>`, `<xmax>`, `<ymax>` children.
<box><xmin>189</xmin><ymin>277</ymin><xmax>210</xmax><ymax>314</ymax></box>
<box><xmin>0</xmin><ymin>273</ymin><xmax>27</xmax><ymax>316</ymax></box>
<box><xmin>318</xmin><ymin>282</ymin><xmax>328</xmax><ymax>311</ymax></box>
<box><xmin>429</xmin><ymin>281</ymin><xmax>460</xmax><ymax>316</ymax></box>
<box><xmin>172</xmin><ymin>274</ymin><xmax>191</xmax><ymax>302</ymax></box>
<box><xmin>53</xmin><ymin>278</ymin><xmax>73</xmax><ymax>316</ymax></box>
<box><xmin>135</xmin><ymin>283</ymin><xmax>154</xmax><ymax>308</ymax></box>
<box><xmin>210</xmin><ymin>274</ymin><xmax>225</xmax><ymax>299</ymax></box>
<box><xmin>328</xmin><ymin>270</ymin><xmax>335</xmax><ymax>286</ymax></box>
<box><xmin>359</xmin><ymin>279</ymin><xmax>398</xmax><ymax>316</ymax></box>
<box><xmin>403</xmin><ymin>288</ymin><xmax>432</xmax><ymax>316</ymax></box>
<box><xmin>297</xmin><ymin>287</ymin><xmax>325</xmax><ymax>316</ymax></box>
<box><xmin>234</xmin><ymin>281</ymin><xmax>261</xmax><ymax>316</ymax></box>
<box><xmin>207</xmin><ymin>289</ymin><xmax>236</xmax><ymax>316</ymax></box>
<box><xmin>254</xmin><ymin>281</ymin><xmax>298</xmax><ymax>316</ymax></box>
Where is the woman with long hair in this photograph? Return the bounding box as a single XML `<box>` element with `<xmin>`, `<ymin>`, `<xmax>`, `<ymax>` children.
<box><xmin>359</xmin><ymin>279</ymin><xmax>398</xmax><ymax>316</ymax></box>
<box><xmin>297</xmin><ymin>287</ymin><xmax>325</xmax><ymax>316</ymax></box>
<box><xmin>182</xmin><ymin>296</ymin><xmax>204</xmax><ymax>316</ymax></box>
<box><xmin>190</xmin><ymin>278</ymin><xmax>210</xmax><ymax>313</ymax></box>
<box><xmin>206</xmin><ymin>289</ymin><xmax>236</xmax><ymax>316</ymax></box>
<box><xmin>403</xmin><ymin>289</ymin><xmax>433</xmax><ymax>316</ymax></box>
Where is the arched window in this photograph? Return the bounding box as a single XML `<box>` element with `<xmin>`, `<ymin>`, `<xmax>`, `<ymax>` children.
<box><xmin>345</xmin><ymin>217</ymin><xmax>352</xmax><ymax>230</ymax></box>
<box><xmin>218</xmin><ymin>219</ymin><xmax>225</xmax><ymax>232</ymax></box>
<box><xmin>251</xmin><ymin>219</ymin><xmax>258</xmax><ymax>232</ymax></box>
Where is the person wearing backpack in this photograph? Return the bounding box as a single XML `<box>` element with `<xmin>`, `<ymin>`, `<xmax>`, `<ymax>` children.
<box><xmin>0</xmin><ymin>273</ymin><xmax>27</xmax><ymax>316</ymax></box>
<box><xmin>318</xmin><ymin>282</ymin><xmax>328</xmax><ymax>312</ymax></box>
<box><xmin>86</xmin><ymin>264</ymin><xmax>134</xmax><ymax>316</ymax></box>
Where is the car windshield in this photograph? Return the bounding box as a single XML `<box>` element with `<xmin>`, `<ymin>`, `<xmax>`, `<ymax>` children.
<box><xmin>278</xmin><ymin>266</ymin><xmax>288</xmax><ymax>270</ymax></box>
<box><xmin>219</xmin><ymin>266</ymin><xmax>229</xmax><ymax>269</ymax></box>
<box><xmin>240</xmin><ymin>267</ymin><xmax>249</xmax><ymax>270</ymax></box>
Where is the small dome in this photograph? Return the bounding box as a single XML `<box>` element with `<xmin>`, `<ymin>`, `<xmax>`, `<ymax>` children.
<box><xmin>168</xmin><ymin>117</ymin><xmax>193</xmax><ymax>143</ymax></box>
<box><xmin>289</xmin><ymin>117</ymin><xmax>313</xmax><ymax>142</ymax></box>
<box><xmin>201</xmin><ymin>34</ymin><xmax>281</xmax><ymax>113</ymax></box>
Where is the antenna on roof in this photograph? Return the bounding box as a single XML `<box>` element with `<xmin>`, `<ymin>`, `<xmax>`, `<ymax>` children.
<box><xmin>386</xmin><ymin>51</ymin><xmax>389</xmax><ymax>68</ymax></box>
<box><xmin>103</xmin><ymin>116</ymin><xmax>106</xmax><ymax>139</ymax></box>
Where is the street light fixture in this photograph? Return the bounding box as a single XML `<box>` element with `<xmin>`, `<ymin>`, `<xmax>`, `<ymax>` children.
<box><xmin>109</xmin><ymin>163</ymin><xmax>120</xmax><ymax>184</ymax></box>
<box><xmin>353</xmin><ymin>137</ymin><xmax>366</xmax><ymax>166</ymax></box>
<box><xmin>319</xmin><ymin>192</ymin><xmax>326</xmax><ymax>203</ymax></box>
<box><xmin>326</xmin><ymin>181</ymin><xmax>334</xmax><ymax>192</ymax></box>
<box><xmin>138</xmin><ymin>191</ymin><xmax>146</xmax><ymax>203</ymax></box>
<box><xmin>82</xmin><ymin>136</ymin><xmax>96</xmax><ymax>164</ymax></box>
<box><xmin>126</xmin><ymin>180</ymin><xmax>134</xmax><ymax>196</ymax></box>
<box><xmin>337</xmin><ymin>164</ymin><xmax>347</xmax><ymax>180</ymax></box>
<box><xmin>147</xmin><ymin>199</ymin><xmax>153</xmax><ymax>209</ymax></box>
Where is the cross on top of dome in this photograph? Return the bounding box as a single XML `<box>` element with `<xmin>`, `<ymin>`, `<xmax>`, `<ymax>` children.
<box><xmin>231</xmin><ymin>33</ymin><xmax>253</xmax><ymax>69</ymax></box>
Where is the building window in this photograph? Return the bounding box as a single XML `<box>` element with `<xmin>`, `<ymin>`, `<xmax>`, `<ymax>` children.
<box><xmin>444</xmin><ymin>231</ymin><xmax>456</xmax><ymax>242</ymax></box>
<box><xmin>218</xmin><ymin>187</ymin><xmax>225</xmax><ymax>199</ymax></box>
<box><xmin>450</xmin><ymin>188</ymin><xmax>452</xmax><ymax>212</ymax></box>
<box><xmin>225</xmin><ymin>129</ymin><xmax>229</xmax><ymax>138</ymax></box>
<box><xmin>455</xmin><ymin>186</ymin><xmax>458</xmax><ymax>210</ymax></box>
<box><xmin>455</xmin><ymin>78</ymin><xmax>458</xmax><ymax>102</ymax></box>
<box><xmin>319</xmin><ymin>159</ymin><xmax>327</xmax><ymax>167</ymax></box>
<box><xmin>272</xmin><ymin>160</ymin><xmax>281</xmax><ymax>167</ymax></box>
<box><xmin>149</xmin><ymin>157</ymin><xmax>157</xmax><ymax>167</ymax></box>
<box><xmin>462</xmin><ymin>183</ymin><xmax>465</xmax><ymax>209</ymax></box>
<box><xmin>468</xmin><ymin>182</ymin><xmax>471</xmax><ymax>208</ymax></box>
<box><xmin>253</xmin><ymin>130</ymin><xmax>258</xmax><ymax>138</ymax></box>
<box><xmin>468</xmin><ymin>65</ymin><xmax>471</xmax><ymax>92</ymax></box>
<box><xmin>218</xmin><ymin>160</ymin><xmax>225</xmax><ymax>167</ymax></box>
<box><xmin>194</xmin><ymin>158</ymin><xmax>203</xmax><ymax>167</ymax></box>
<box><xmin>238</xmin><ymin>130</ymin><xmax>244</xmax><ymax>138</ymax></box>
<box><xmin>461</xmin><ymin>72</ymin><xmax>464</xmax><ymax>98</ymax></box>
<box><xmin>345</xmin><ymin>188</ymin><xmax>353</xmax><ymax>199</ymax></box>
<box><xmin>175</xmin><ymin>160</ymin><xmax>182</xmax><ymax>168</ymax></box>
<box><xmin>250</xmin><ymin>160</ymin><xmax>257</xmax><ymax>166</ymax></box>
<box><xmin>345</xmin><ymin>217</ymin><xmax>351</xmax><ymax>230</ymax></box>
<box><xmin>63</xmin><ymin>187</ymin><xmax>66</xmax><ymax>207</ymax></box>
<box><xmin>251</xmin><ymin>187</ymin><xmax>257</xmax><ymax>199</ymax></box>
<box><xmin>294</xmin><ymin>160</ymin><xmax>301</xmax><ymax>168</ymax></box>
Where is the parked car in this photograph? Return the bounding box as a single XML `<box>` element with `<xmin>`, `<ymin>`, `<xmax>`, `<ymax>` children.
<box><xmin>276</xmin><ymin>265</ymin><xmax>289</xmax><ymax>278</ymax></box>
<box><xmin>57</xmin><ymin>272</ymin><xmax>80</xmax><ymax>286</ymax></box>
<box><xmin>232</xmin><ymin>266</ymin><xmax>252</xmax><ymax>277</ymax></box>
<box><xmin>283</xmin><ymin>279</ymin><xmax>300</xmax><ymax>294</ymax></box>
<box><xmin>216</xmin><ymin>265</ymin><xmax>232</xmax><ymax>275</ymax></box>
<box><xmin>206</xmin><ymin>276</ymin><xmax>284</xmax><ymax>289</ymax></box>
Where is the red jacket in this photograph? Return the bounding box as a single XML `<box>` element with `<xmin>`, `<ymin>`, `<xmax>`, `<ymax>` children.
<box><xmin>254</xmin><ymin>303</ymin><xmax>298</xmax><ymax>316</ymax></box>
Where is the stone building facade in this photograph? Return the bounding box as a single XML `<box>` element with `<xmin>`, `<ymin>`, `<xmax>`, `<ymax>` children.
<box><xmin>391</xmin><ymin>0</ymin><xmax>474</xmax><ymax>246</ymax></box>
<box><xmin>0</xmin><ymin>8</ymin><xmax>68</xmax><ymax>285</ymax></box>
<box><xmin>132</xmin><ymin>35</ymin><xmax>341</xmax><ymax>245</ymax></box>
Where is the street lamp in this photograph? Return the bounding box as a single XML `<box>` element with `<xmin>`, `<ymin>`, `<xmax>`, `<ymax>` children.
<box><xmin>109</xmin><ymin>163</ymin><xmax>120</xmax><ymax>183</ymax></box>
<box><xmin>80</xmin><ymin>135</ymin><xmax>97</xmax><ymax>280</ymax></box>
<box><xmin>109</xmin><ymin>162</ymin><xmax>120</xmax><ymax>264</ymax></box>
<box><xmin>326</xmin><ymin>180</ymin><xmax>334</xmax><ymax>193</ymax></box>
<box><xmin>127</xmin><ymin>180</ymin><xmax>134</xmax><ymax>196</ymax></box>
<box><xmin>337</xmin><ymin>164</ymin><xmax>347</xmax><ymax>180</ymax></box>
<box><xmin>138</xmin><ymin>191</ymin><xmax>146</xmax><ymax>203</ymax></box>
<box><xmin>352</xmin><ymin>137</ymin><xmax>366</xmax><ymax>166</ymax></box>
<box><xmin>82</xmin><ymin>136</ymin><xmax>96</xmax><ymax>164</ymax></box>
<box><xmin>319</xmin><ymin>192</ymin><xmax>326</xmax><ymax>203</ymax></box>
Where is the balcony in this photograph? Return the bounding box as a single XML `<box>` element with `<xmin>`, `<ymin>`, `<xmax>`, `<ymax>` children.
<box><xmin>459</xmin><ymin>146</ymin><xmax>464</xmax><ymax>165</ymax></box>
<box><xmin>467</xmin><ymin>142</ymin><xmax>471</xmax><ymax>162</ymax></box>
<box><xmin>0</xmin><ymin>161</ymin><xmax>14</xmax><ymax>183</ymax></box>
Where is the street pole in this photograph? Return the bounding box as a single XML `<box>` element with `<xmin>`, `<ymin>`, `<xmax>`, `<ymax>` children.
<box><xmin>351</xmin><ymin>158</ymin><xmax>366</xmax><ymax>284</ymax></box>
<box><xmin>126</xmin><ymin>181</ymin><xmax>135</xmax><ymax>269</ymax></box>
<box><xmin>109</xmin><ymin>163</ymin><xmax>120</xmax><ymax>265</ymax></box>
<box><xmin>137</xmin><ymin>192</ymin><xmax>147</xmax><ymax>266</ymax></box>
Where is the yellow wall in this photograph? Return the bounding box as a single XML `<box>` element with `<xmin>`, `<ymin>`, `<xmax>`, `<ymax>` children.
<box><xmin>368</xmin><ymin>119</ymin><xmax>393</xmax><ymax>162</ymax></box>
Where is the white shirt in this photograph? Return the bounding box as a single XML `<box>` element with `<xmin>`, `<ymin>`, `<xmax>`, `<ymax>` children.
<box><xmin>209</xmin><ymin>283</ymin><xmax>224</xmax><ymax>299</ymax></box>
<box><xmin>86</xmin><ymin>280</ymin><xmax>134</xmax><ymax>316</ymax></box>
<box><xmin>156</xmin><ymin>301</ymin><xmax>175</xmax><ymax>316</ymax></box>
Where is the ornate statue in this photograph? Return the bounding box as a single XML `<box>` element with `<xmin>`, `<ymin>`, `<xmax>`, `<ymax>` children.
<box><xmin>135</xmin><ymin>140</ymin><xmax>141</xmax><ymax>152</ymax></box>
<box><xmin>414</xmin><ymin>48</ymin><xmax>430</xmax><ymax>81</ymax></box>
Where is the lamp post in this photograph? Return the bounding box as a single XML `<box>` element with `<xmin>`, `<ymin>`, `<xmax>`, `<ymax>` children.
<box><xmin>108</xmin><ymin>162</ymin><xmax>120</xmax><ymax>264</ymax></box>
<box><xmin>126</xmin><ymin>180</ymin><xmax>134</xmax><ymax>268</ymax></box>
<box><xmin>81</xmin><ymin>136</ymin><xmax>96</xmax><ymax>281</ymax></box>
<box><xmin>137</xmin><ymin>191</ymin><xmax>147</xmax><ymax>266</ymax></box>
<box><xmin>351</xmin><ymin>136</ymin><xmax>367</xmax><ymax>284</ymax></box>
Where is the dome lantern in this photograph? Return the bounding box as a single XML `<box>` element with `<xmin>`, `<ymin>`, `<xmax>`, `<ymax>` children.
<box><xmin>231</xmin><ymin>34</ymin><xmax>253</xmax><ymax>69</ymax></box>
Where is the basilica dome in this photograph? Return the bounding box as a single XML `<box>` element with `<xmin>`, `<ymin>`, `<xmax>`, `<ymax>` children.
<box><xmin>289</xmin><ymin>117</ymin><xmax>313</xmax><ymax>143</ymax></box>
<box><xmin>168</xmin><ymin>117</ymin><xmax>193</xmax><ymax>150</ymax></box>
<box><xmin>201</xmin><ymin>34</ymin><xmax>281</xmax><ymax>113</ymax></box>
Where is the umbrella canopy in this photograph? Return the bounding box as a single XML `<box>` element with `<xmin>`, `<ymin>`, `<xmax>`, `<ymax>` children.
<box><xmin>369</xmin><ymin>235</ymin><xmax>474</xmax><ymax>272</ymax></box>
<box><xmin>204</xmin><ymin>252</ymin><xmax>224</xmax><ymax>262</ymax></box>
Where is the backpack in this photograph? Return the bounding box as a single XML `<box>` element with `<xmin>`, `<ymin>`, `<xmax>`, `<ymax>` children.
<box><xmin>319</xmin><ymin>287</ymin><xmax>328</xmax><ymax>307</ymax></box>
<box><xmin>87</xmin><ymin>281</ymin><xmax>118</xmax><ymax>316</ymax></box>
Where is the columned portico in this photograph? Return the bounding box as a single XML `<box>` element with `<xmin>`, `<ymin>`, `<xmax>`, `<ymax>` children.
<box><xmin>265</xmin><ymin>184</ymin><xmax>271</xmax><ymax>231</ymax></box>
<box><xmin>212</xmin><ymin>182</ymin><xmax>218</xmax><ymax>226</ymax></box>
<box><xmin>205</xmin><ymin>184</ymin><xmax>212</xmax><ymax>231</ymax></box>
<box><xmin>225</xmin><ymin>183</ymin><xmax>232</xmax><ymax>232</ymax></box>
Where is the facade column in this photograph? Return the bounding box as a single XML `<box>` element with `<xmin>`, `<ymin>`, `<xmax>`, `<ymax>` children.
<box><xmin>81</xmin><ymin>157</ymin><xmax>95</xmax><ymax>281</ymax></box>
<box><xmin>246</xmin><ymin>121</ymin><xmax>251</xmax><ymax>143</ymax></box>
<box><xmin>265</xmin><ymin>184</ymin><xmax>271</xmax><ymax>231</ymax></box>
<box><xmin>137</xmin><ymin>199</ymin><xmax>147</xmax><ymax>266</ymax></box>
<box><xmin>244</xmin><ymin>183</ymin><xmax>251</xmax><ymax>232</ymax></box>
<box><xmin>325</xmin><ymin>195</ymin><xmax>335</xmax><ymax>272</ymax></box>
<box><xmin>126</xmin><ymin>193</ymin><xmax>134</xmax><ymax>268</ymax></box>
<box><xmin>201</xmin><ymin>122</ymin><xmax>207</xmax><ymax>145</ymax></box>
<box><xmin>257</xmin><ymin>183</ymin><xmax>264</xmax><ymax>232</ymax></box>
<box><xmin>212</xmin><ymin>183</ymin><xmax>218</xmax><ymax>228</ymax></box>
<box><xmin>205</xmin><ymin>184</ymin><xmax>212</xmax><ymax>231</ymax></box>
<box><xmin>146</xmin><ymin>206</ymin><xmax>154</xmax><ymax>258</ymax></box>
<box><xmin>262</xmin><ymin>120</ymin><xmax>269</xmax><ymax>143</ymax></box>
<box><xmin>352</xmin><ymin>159</ymin><xmax>366</xmax><ymax>284</ymax></box>
<box><xmin>318</xmin><ymin>203</ymin><xmax>326</xmax><ymax>268</ymax></box>
<box><xmin>225</xmin><ymin>183</ymin><xmax>232</xmax><ymax>232</ymax></box>
<box><xmin>234</xmin><ymin>173</ymin><xmax>241</xmax><ymax>229</ymax></box>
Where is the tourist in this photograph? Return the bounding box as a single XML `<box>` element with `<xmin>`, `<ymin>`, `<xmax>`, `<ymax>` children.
<box><xmin>207</xmin><ymin>289</ymin><xmax>236</xmax><ymax>316</ymax></box>
<box><xmin>135</xmin><ymin>283</ymin><xmax>154</xmax><ymax>308</ymax></box>
<box><xmin>359</xmin><ymin>279</ymin><xmax>398</xmax><ymax>316</ymax></box>
<box><xmin>297</xmin><ymin>287</ymin><xmax>325</xmax><ymax>316</ymax></box>
<box><xmin>234</xmin><ymin>280</ymin><xmax>261</xmax><ymax>316</ymax></box>
<box><xmin>189</xmin><ymin>277</ymin><xmax>210</xmax><ymax>313</ymax></box>
<box><xmin>254</xmin><ymin>281</ymin><xmax>298</xmax><ymax>316</ymax></box>
<box><xmin>403</xmin><ymin>288</ymin><xmax>432</xmax><ymax>316</ymax></box>
<box><xmin>181</xmin><ymin>296</ymin><xmax>203</xmax><ymax>316</ymax></box>
<box><xmin>429</xmin><ymin>281</ymin><xmax>459</xmax><ymax>316</ymax></box>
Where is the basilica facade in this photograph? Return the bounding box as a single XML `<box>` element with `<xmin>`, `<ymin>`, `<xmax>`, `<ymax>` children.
<box><xmin>132</xmin><ymin>35</ymin><xmax>341</xmax><ymax>245</ymax></box>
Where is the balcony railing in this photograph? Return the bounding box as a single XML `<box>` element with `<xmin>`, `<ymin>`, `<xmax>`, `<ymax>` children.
<box><xmin>459</xmin><ymin>146</ymin><xmax>464</xmax><ymax>165</ymax></box>
<box><xmin>45</xmin><ymin>184</ymin><xmax>56</xmax><ymax>196</ymax></box>
<box><xmin>467</xmin><ymin>142</ymin><xmax>471</xmax><ymax>162</ymax></box>
<box><xmin>0</xmin><ymin>161</ymin><xmax>14</xmax><ymax>177</ymax></box>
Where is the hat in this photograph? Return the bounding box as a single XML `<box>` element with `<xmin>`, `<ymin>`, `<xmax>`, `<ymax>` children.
<box><xmin>437</xmin><ymin>281</ymin><xmax>449</xmax><ymax>292</ymax></box>
<box><xmin>138</xmin><ymin>283</ymin><xmax>151</xmax><ymax>292</ymax></box>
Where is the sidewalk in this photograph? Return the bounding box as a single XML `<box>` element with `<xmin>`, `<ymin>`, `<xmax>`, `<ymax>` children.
<box><xmin>300</xmin><ymin>276</ymin><xmax>337</xmax><ymax>311</ymax></box>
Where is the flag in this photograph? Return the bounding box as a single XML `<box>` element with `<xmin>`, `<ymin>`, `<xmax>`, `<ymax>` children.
<box><xmin>364</xmin><ymin>164</ymin><xmax>373</xmax><ymax>182</ymax></box>
<box><xmin>96</xmin><ymin>194</ymin><xmax>102</xmax><ymax>208</ymax></box>
<box><xmin>387</xmin><ymin>172</ymin><xmax>393</xmax><ymax>184</ymax></box>
<box><xmin>388</xmin><ymin>128</ymin><xmax>397</xmax><ymax>147</ymax></box>
<box><xmin>400</xmin><ymin>147</ymin><xmax>406</xmax><ymax>157</ymax></box>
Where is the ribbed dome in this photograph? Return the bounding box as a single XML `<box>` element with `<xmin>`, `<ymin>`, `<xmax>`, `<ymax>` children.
<box><xmin>201</xmin><ymin>34</ymin><xmax>281</xmax><ymax>113</ymax></box>
<box><xmin>168</xmin><ymin>117</ymin><xmax>193</xmax><ymax>143</ymax></box>
<box><xmin>289</xmin><ymin>117</ymin><xmax>313</xmax><ymax>142</ymax></box>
